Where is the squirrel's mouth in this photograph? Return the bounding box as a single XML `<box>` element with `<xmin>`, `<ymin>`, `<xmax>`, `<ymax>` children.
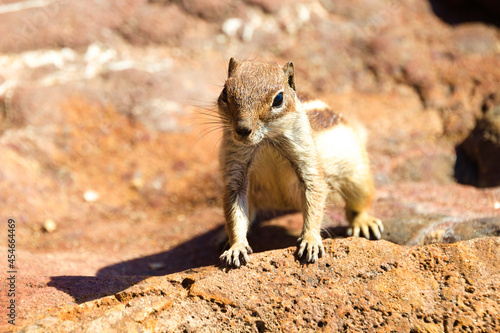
<box><xmin>232</xmin><ymin>130</ymin><xmax>263</xmax><ymax>146</ymax></box>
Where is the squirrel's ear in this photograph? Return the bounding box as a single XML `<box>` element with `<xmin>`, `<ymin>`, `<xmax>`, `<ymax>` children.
<box><xmin>283</xmin><ymin>62</ymin><xmax>296</xmax><ymax>91</ymax></box>
<box><xmin>228</xmin><ymin>57</ymin><xmax>239</xmax><ymax>78</ymax></box>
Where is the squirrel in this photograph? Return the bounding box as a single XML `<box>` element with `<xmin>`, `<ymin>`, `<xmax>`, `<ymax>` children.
<box><xmin>217</xmin><ymin>58</ymin><xmax>383</xmax><ymax>267</ymax></box>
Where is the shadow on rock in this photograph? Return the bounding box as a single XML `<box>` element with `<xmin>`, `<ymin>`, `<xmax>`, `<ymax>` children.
<box><xmin>47</xmin><ymin>276</ymin><xmax>146</xmax><ymax>304</ymax></box>
<box><xmin>429</xmin><ymin>0</ymin><xmax>500</xmax><ymax>26</ymax></box>
<box><xmin>96</xmin><ymin>225</ymin><xmax>224</xmax><ymax>278</ymax></box>
<box><xmin>95</xmin><ymin>221</ymin><xmax>298</xmax><ymax>278</ymax></box>
<box><xmin>50</xmin><ymin>220</ymin><xmax>300</xmax><ymax>303</ymax></box>
<box><xmin>455</xmin><ymin>102</ymin><xmax>500</xmax><ymax>187</ymax></box>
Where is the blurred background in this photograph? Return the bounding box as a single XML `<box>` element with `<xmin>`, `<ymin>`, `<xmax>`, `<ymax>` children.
<box><xmin>0</xmin><ymin>0</ymin><xmax>499</xmax><ymax>278</ymax></box>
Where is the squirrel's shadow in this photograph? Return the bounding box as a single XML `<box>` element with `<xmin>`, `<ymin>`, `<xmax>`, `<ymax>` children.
<box><xmin>49</xmin><ymin>212</ymin><xmax>348</xmax><ymax>304</ymax></box>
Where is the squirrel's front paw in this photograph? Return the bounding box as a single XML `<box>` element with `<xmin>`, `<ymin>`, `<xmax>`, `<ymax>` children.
<box><xmin>220</xmin><ymin>243</ymin><xmax>253</xmax><ymax>268</ymax></box>
<box><xmin>297</xmin><ymin>234</ymin><xmax>324</xmax><ymax>263</ymax></box>
<box><xmin>347</xmin><ymin>213</ymin><xmax>384</xmax><ymax>240</ymax></box>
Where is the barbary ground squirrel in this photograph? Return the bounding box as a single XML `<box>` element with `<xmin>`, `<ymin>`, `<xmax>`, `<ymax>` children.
<box><xmin>217</xmin><ymin>58</ymin><xmax>383</xmax><ymax>267</ymax></box>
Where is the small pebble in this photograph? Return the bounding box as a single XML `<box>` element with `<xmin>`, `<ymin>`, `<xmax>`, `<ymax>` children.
<box><xmin>148</xmin><ymin>262</ymin><xmax>166</xmax><ymax>270</ymax></box>
<box><xmin>131</xmin><ymin>176</ymin><xmax>144</xmax><ymax>190</ymax></box>
<box><xmin>43</xmin><ymin>219</ymin><xmax>57</xmax><ymax>233</ymax></box>
<box><xmin>83</xmin><ymin>190</ymin><xmax>99</xmax><ymax>202</ymax></box>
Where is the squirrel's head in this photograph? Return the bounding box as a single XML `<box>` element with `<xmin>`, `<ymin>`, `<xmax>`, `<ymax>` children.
<box><xmin>217</xmin><ymin>58</ymin><xmax>297</xmax><ymax>146</ymax></box>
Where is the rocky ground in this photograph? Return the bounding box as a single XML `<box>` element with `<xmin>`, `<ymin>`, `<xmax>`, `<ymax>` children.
<box><xmin>0</xmin><ymin>0</ymin><xmax>499</xmax><ymax>331</ymax></box>
<box><xmin>13</xmin><ymin>238</ymin><xmax>500</xmax><ymax>332</ymax></box>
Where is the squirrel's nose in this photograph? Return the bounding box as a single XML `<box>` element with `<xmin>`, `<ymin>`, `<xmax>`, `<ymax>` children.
<box><xmin>235</xmin><ymin>121</ymin><xmax>252</xmax><ymax>137</ymax></box>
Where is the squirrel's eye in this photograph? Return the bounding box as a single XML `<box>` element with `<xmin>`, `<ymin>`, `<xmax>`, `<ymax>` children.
<box><xmin>221</xmin><ymin>87</ymin><xmax>228</xmax><ymax>103</ymax></box>
<box><xmin>272</xmin><ymin>92</ymin><xmax>283</xmax><ymax>108</ymax></box>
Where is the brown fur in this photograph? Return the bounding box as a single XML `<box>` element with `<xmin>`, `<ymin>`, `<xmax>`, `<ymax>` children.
<box><xmin>307</xmin><ymin>107</ymin><xmax>344</xmax><ymax>132</ymax></box>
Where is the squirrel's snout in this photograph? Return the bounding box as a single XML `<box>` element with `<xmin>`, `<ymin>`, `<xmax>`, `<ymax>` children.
<box><xmin>234</xmin><ymin>121</ymin><xmax>253</xmax><ymax>137</ymax></box>
<box><xmin>232</xmin><ymin>119</ymin><xmax>265</xmax><ymax>145</ymax></box>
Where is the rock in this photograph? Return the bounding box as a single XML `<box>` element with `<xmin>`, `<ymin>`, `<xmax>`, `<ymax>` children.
<box><xmin>391</xmin><ymin>152</ymin><xmax>456</xmax><ymax>184</ymax></box>
<box><xmin>0</xmin><ymin>0</ymin><xmax>146</xmax><ymax>52</ymax></box>
<box><xmin>83</xmin><ymin>190</ymin><xmax>99</xmax><ymax>203</ymax></box>
<box><xmin>453</xmin><ymin>24</ymin><xmax>499</xmax><ymax>55</ymax></box>
<box><xmin>245</xmin><ymin>0</ymin><xmax>297</xmax><ymax>13</ymax></box>
<box><xmin>147</xmin><ymin>261</ymin><xmax>166</xmax><ymax>271</ymax></box>
<box><xmin>130</xmin><ymin>171</ymin><xmax>144</xmax><ymax>190</ymax></box>
<box><xmin>14</xmin><ymin>237</ymin><xmax>500</xmax><ymax>332</ymax></box>
<box><xmin>383</xmin><ymin>215</ymin><xmax>500</xmax><ymax>246</ymax></box>
<box><xmin>42</xmin><ymin>219</ymin><xmax>57</xmax><ymax>233</ymax></box>
<box><xmin>1</xmin><ymin>1</ymin><xmax>500</xmax><ymax>332</ymax></box>
<box><xmin>456</xmin><ymin>103</ymin><xmax>500</xmax><ymax>187</ymax></box>
<box><xmin>179</xmin><ymin>0</ymin><xmax>236</xmax><ymax>22</ymax></box>
<box><xmin>118</xmin><ymin>4</ymin><xmax>190</xmax><ymax>46</ymax></box>
<box><xmin>132</xmin><ymin>99</ymin><xmax>184</xmax><ymax>132</ymax></box>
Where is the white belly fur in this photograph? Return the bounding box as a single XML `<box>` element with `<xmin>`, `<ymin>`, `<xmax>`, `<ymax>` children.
<box><xmin>247</xmin><ymin>144</ymin><xmax>302</xmax><ymax>212</ymax></box>
<box><xmin>248</xmin><ymin>121</ymin><xmax>368</xmax><ymax>213</ymax></box>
